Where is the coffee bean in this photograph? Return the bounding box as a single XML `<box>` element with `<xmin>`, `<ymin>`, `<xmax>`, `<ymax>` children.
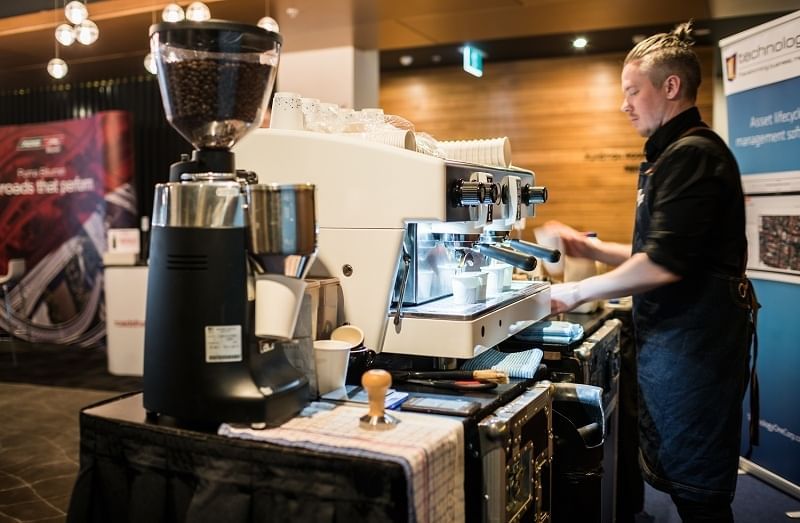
<box><xmin>163</xmin><ymin>58</ymin><xmax>273</xmax><ymax>146</ymax></box>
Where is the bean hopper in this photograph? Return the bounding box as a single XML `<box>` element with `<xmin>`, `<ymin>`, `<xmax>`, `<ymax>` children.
<box><xmin>143</xmin><ymin>20</ymin><xmax>314</xmax><ymax>426</ymax></box>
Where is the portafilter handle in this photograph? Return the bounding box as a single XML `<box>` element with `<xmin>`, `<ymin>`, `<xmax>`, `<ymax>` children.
<box><xmin>506</xmin><ymin>239</ymin><xmax>562</xmax><ymax>263</ymax></box>
<box><xmin>475</xmin><ymin>243</ymin><xmax>537</xmax><ymax>271</ymax></box>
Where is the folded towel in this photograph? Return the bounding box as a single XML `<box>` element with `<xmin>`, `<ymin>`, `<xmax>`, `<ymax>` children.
<box><xmin>461</xmin><ymin>348</ymin><xmax>543</xmax><ymax>379</ymax></box>
<box><xmin>517</xmin><ymin>320</ymin><xmax>583</xmax><ymax>338</ymax></box>
<box><xmin>525</xmin><ymin>334</ymin><xmax>583</xmax><ymax>345</ymax></box>
<box><xmin>220</xmin><ymin>405</ymin><xmax>464</xmax><ymax>523</ymax></box>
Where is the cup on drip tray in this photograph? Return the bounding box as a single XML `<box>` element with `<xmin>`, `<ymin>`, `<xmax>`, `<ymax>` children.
<box><xmin>480</xmin><ymin>265</ymin><xmax>506</xmax><ymax>297</ymax></box>
<box><xmin>452</xmin><ymin>273</ymin><xmax>481</xmax><ymax>305</ymax></box>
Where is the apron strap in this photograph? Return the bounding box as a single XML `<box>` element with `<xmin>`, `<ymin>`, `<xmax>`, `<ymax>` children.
<box><xmin>744</xmin><ymin>279</ymin><xmax>761</xmax><ymax>458</ymax></box>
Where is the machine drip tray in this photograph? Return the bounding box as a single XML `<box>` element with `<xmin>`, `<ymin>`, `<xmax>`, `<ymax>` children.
<box><xmin>399</xmin><ymin>281</ymin><xmax>549</xmax><ymax>321</ymax></box>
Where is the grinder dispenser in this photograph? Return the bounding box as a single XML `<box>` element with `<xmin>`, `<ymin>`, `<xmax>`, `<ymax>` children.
<box><xmin>143</xmin><ymin>20</ymin><xmax>313</xmax><ymax>426</ymax></box>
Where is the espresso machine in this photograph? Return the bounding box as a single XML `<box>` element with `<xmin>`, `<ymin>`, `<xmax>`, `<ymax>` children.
<box><xmin>235</xmin><ymin>130</ymin><xmax>556</xmax><ymax>359</ymax></box>
<box><xmin>143</xmin><ymin>20</ymin><xmax>313</xmax><ymax>425</ymax></box>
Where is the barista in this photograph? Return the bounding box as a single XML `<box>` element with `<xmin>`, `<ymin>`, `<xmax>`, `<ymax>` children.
<box><xmin>542</xmin><ymin>21</ymin><xmax>757</xmax><ymax>523</ymax></box>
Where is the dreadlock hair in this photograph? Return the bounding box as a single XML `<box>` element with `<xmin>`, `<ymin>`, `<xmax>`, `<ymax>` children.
<box><xmin>624</xmin><ymin>21</ymin><xmax>702</xmax><ymax>102</ymax></box>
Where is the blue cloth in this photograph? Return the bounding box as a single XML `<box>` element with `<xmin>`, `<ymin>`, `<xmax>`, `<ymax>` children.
<box><xmin>461</xmin><ymin>348</ymin><xmax>543</xmax><ymax>379</ymax></box>
<box><xmin>514</xmin><ymin>321</ymin><xmax>584</xmax><ymax>345</ymax></box>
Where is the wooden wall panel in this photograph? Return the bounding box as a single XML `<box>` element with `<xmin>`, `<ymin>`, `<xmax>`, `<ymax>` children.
<box><xmin>380</xmin><ymin>48</ymin><xmax>714</xmax><ymax>245</ymax></box>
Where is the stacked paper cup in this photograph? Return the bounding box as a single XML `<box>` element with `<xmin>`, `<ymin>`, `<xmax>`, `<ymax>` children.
<box><xmin>270</xmin><ymin>92</ymin><xmax>304</xmax><ymax>130</ymax></box>
<box><xmin>341</xmin><ymin>129</ymin><xmax>416</xmax><ymax>151</ymax></box>
<box><xmin>439</xmin><ymin>137</ymin><xmax>512</xmax><ymax>167</ymax></box>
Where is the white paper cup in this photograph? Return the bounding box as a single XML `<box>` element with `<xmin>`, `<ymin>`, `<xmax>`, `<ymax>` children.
<box><xmin>439</xmin><ymin>137</ymin><xmax>512</xmax><ymax>167</ymax></box>
<box><xmin>354</xmin><ymin>129</ymin><xmax>416</xmax><ymax>150</ymax></box>
<box><xmin>451</xmin><ymin>273</ymin><xmax>480</xmax><ymax>304</ymax></box>
<box><xmin>481</xmin><ymin>265</ymin><xmax>506</xmax><ymax>297</ymax></box>
<box><xmin>313</xmin><ymin>339</ymin><xmax>351</xmax><ymax>395</ymax></box>
<box><xmin>270</xmin><ymin>92</ymin><xmax>304</xmax><ymax>130</ymax></box>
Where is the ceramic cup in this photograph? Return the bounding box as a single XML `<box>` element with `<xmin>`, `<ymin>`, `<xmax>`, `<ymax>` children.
<box><xmin>313</xmin><ymin>339</ymin><xmax>351</xmax><ymax>395</ymax></box>
<box><xmin>473</xmin><ymin>271</ymin><xmax>489</xmax><ymax>301</ymax></box>
<box><xmin>346</xmin><ymin>346</ymin><xmax>376</xmax><ymax>385</ymax></box>
<box><xmin>330</xmin><ymin>324</ymin><xmax>365</xmax><ymax>348</ymax></box>
<box><xmin>495</xmin><ymin>262</ymin><xmax>513</xmax><ymax>289</ymax></box>
<box><xmin>437</xmin><ymin>262</ymin><xmax>460</xmax><ymax>295</ymax></box>
<box><xmin>452</xmin><ymin>273</ymin><xmax>481</xmax><ymax>305</ymax></box>
<box><xmin>416</xmin><ymin>269</ymin><xmax>434</xmax><ymax>301</ymax></box>
<box><xmin>481</xmin><ymin>265</ymin><xmax>506</xmax><ymax>297</ymax></box>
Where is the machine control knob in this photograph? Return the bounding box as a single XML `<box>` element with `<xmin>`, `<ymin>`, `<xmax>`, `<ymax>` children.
<box><xmin>451</xmin><ymin>180</ymin><xmax>499</xmax><ymax>206</ymax></box>
<box><xmin>521</xmin><ymin>185</ymin><xmax>547</xmax><ymax>205</ymax></box>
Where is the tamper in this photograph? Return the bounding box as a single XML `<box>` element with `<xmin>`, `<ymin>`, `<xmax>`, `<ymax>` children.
<box><xmin>359</xmin><ymin>369</ymin><xmax>400</xmax><ymax>430</ymax></box>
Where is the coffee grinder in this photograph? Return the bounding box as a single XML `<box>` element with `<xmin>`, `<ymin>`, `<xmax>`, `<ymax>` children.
<box><xmin>143</xmin><ymin>20</ymin><xmax>313</xmax><ymax>425</ymax></box>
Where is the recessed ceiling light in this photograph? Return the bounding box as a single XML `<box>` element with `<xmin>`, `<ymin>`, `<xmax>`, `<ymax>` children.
<box><xmin>632</xmin><ymin>34</ymin><xmax>646</xmax><ymax>44</ymax></box>
<box><xmin>285</xmin><ymin>7</ymin><xmax>300</xmax><ymax>19</ymax></box>
<box><xmin>431</xmin><ymin>54</ymin><xmax>442</xmax><ymax>63</ymax></box>
<box><xmin>399</xmin><ymin>55</ymin><xmax>413</xmax><ymax>67</ymax></box>
<box><xmin>572</xmin><ymin>37</ymin><xmax>588</xmax><ymax>49</ymax></box>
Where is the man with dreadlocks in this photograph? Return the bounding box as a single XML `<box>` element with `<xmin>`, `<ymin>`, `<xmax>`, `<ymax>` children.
<box><xmin>542</xmin><ymin>21</ymin><xmax>758</xmax><ymax>522</ymax></box>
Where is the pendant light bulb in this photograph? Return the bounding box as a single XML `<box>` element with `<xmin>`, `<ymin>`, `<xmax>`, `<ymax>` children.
<box><xmin>55</xmin><ymin>23</ymin><xmax>76</xmax><ymax>46</ymax></box>
<box><xmin>161</xmin><ymin>3</ymin><xmax>184</xmax><ymax>23</ymax></box>
<box><xmin>144</xmin><ymin>53</ymin><xmax>158</xmax><ymax>75</ymax></box>
<box><xmin>257</xmin><ymin>16</ymin><xmax>279</xmax><ymax>33</ymax></box>
<box><xmin>48</xmin><ymin>58</ymin><xmax>69</xmax><ymax>79</ymax></box>
<box><xmin>75</xmin><ymin>19</ymin><xmax>99</xmax><ymax>45</ymax></box>
<box><xmin>185</xmin><ymin>2</ymin><xmax>211</xmax><ymax>22</ymax></box>
<box><xmin>64</xmin><ymin>1</ymin><xmax>88</xmax><ymax>25</ymax></box>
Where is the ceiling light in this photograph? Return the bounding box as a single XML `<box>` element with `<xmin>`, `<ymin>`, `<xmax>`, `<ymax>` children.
<box><xmin>47</xmin><ymin>58</ymin><xmax>68</xmax><ymax>79</ymax></box>
<box><xmin>285</xmin><ymin>7</ymin><xmax>299</xmax><ymax>19</ymax></box>
<box><xmin>257</xmin><ymin>16</ymin><xmax>280</xmax><ymax>33</ymax></box>
<box><xmin>694</xmin><ymin>28</ymin><xmax>711</xmax><ymax>36</ymax></box>
<box><xmin>144</xmin><ymin>53</ymin><xmax>157</xmax><ymax>75</ymax></box>
<box><xmin>75</xmin><ymin>19</ymin><xmax>99</xmax><ymax>45</ymax></box>
<box><xmin>186</xmin><ymin>2</ymin><xmax>211</xmax><ymax>22</ymax></box>
<box><xmin>161</xmin><ymin>3</ymin><xmax>185</xmax><ymax>22</ymax></box>
<box><xmin>431</xmin><ymin>54</ymin><xmax>442</xmax><ymax>63</ymax></box>
<box><xmin>399</xmin><ymin>55</ymin><xmax>413</xmax><ymax>67</ymax></box>
<box><xmin>64</xmin><ymin>1</ymin><xmax>88</xmax><ymax>25</ymax></box>
<box><xmin>55</xmin><ymin>23</ymin><xmax>76</xmax><ymax>46</ymax></box>
<box><xmin>572</xmin><ymin>37</ymin><xmax>588</xmax><ymax>49</ymax></box>
<box><xmin>632</xmin><ymin>34</ymin><xmax>646</xmax><ymax>44</ymax></box>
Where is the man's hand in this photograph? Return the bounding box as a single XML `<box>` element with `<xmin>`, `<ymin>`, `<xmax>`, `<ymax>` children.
<box><xmin>549</xmin><ymin>282</ymin><xmax>582</xmax><ymax>315</ymax></box>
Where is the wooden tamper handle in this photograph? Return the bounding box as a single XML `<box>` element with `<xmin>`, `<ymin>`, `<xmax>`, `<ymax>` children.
<box><xmin>359</xmin><ymin>369</ymin><xmax>400</xmax><ymax>430</ymax></box>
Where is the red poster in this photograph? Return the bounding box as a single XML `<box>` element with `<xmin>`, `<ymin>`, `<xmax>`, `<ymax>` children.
<box><xmin>0</xmin><ymin>111</ymin><xmax>135</xmax><ymax>347</ymax></box>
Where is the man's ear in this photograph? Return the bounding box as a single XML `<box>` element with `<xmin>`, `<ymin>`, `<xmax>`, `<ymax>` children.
<box><xmin>663</xmin><ymin>74</ymin><xmax>682</xmax><ymax>100</ymax></box>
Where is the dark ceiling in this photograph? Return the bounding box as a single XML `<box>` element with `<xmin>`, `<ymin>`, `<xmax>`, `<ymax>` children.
<box><xmin>0</xmin><ymin>1</ymin><xmax>796</xmax><ymax>89</ymax></box>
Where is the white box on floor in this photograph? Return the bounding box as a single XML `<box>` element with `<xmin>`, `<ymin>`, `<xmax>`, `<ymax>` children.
<box><xmin>105</xmin><ymin>266</ymin><xmax>147</xmax><ymax>376</ymax></box>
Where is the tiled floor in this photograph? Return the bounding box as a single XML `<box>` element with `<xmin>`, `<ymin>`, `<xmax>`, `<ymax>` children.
<box><xmin>0</xmin><ymin>383</ymin><xmax>119</xmax><ymax>523</ymax></box>
<box><xmin>1</xmin><ymin>343</ymin><xmax>798</xmax><ymax>522</ymax></box>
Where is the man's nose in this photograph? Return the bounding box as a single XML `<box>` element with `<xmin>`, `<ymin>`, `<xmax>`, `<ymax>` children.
<box><xmin>620</xmin><ymin>99</ymin><xmax>630</xmax><ymax>113</ymax></box>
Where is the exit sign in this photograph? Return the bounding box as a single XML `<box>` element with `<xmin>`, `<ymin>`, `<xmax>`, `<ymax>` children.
<box><xmin>463</xmin><ymin>45</ymin><xmax>484</xmax><ymax>78</ymax></box>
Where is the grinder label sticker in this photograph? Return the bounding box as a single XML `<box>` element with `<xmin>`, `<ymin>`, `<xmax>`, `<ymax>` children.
<box><xmin>205</xmin><ymin>325</ymin><xmax>243</xmax><ymax>363</ymax></box>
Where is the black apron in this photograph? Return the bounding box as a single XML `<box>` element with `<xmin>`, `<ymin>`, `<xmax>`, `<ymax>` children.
<box><xmin>631</xmin><ymin>160</ymin><xmax>755</xmax><ymax>504</ymax></box>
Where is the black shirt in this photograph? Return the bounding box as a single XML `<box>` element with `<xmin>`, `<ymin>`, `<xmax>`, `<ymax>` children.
<box><xmin>637</xmin><ymin>107</ymin><xmax>747</xmax><ymax>277</ymax></box>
